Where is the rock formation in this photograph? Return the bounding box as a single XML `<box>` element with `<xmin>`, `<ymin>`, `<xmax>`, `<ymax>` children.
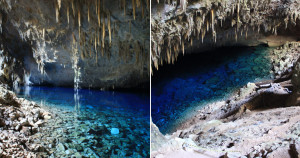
<box><xmin>151</xmin><ymin>0</ymin><xmax>300</xmax><ymax>73</ymax></box>
<box><xmin>0</xmin><ymin>0</ymin><xmax>150</xmax><ymax>89</ymax></box>
<box><xmin>0</xmin><ymin>85</ymin><xmax>52</xmax><ymax>157</ymax></box>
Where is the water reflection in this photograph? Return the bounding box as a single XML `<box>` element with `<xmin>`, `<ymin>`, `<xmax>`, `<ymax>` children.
<box><xmin>15</xmin><ymin>86</ymin><xmax>150</xmax><ymax>157</ymax></box>
<box><xmin>16</xmin><ymin>86</ymin><xmax>149</xmax><ymax>115</ymax></box>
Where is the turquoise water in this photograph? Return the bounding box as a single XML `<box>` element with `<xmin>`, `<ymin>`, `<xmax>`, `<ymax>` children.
<box><xmin>15</xmin><ymin>86</ymin><xmax>150</xmax><ymax>157</ymax></box>
<box><xmin>152</xmin><ymin>45</ymin><xmax>273</xmax><ymax>134</ymax></box>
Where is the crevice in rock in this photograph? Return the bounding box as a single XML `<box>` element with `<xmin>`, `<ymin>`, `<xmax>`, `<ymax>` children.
<box><xmin>288</xmin><ymin>143</ymin><xmax>299</xmax><ymax>158</ymax></box>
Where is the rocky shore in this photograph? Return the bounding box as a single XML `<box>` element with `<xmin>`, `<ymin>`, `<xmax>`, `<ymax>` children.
<box><xmin>0</xmin><ymin>85</ymin><xmax>52</xmax><ymax>157</ymax></box>
<box><xmin>151</xmin><ymin>42</ymin><xmax>300</xmax><ymax>158</ymax></box>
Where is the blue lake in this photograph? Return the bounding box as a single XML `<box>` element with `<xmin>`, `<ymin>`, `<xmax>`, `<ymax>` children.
<box><xmin>15</xmin><ymin>86</ymin><xmax>150</xmax><ymax>157</ymax></box>
<box><xmin>152</xmin><ymin>45</ymin><xmax>273</xmax><ymax>134</ymax></box>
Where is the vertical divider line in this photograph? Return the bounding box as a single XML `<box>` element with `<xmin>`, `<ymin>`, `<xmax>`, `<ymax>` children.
<box><xmin>149</xmin><ymin>0</ymin><xmax>152</xmax><ymax>156</ymax></box>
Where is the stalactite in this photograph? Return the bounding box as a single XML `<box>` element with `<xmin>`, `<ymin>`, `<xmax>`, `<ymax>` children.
<box><xmin>43</xmin><ymin>28</ymin><xmax>45</xmax><ymax>39</ymax></box>
<box><xmin>132</xmin><ymin>0</ymin><xmax>136</xmax><ymax>20</ymax></box>
<box><xmin>97</xmin><ymin>30</ymin><xmax>100</xmax><ymax>47</ymax></box>
<box><xmin>55</xmin><ymin>1</ymin><xmax>59</xmax><ymax>23</ymax></box>
<box><xmin>78</xmin><ymin>9</ymin><xmax>81</xmax><ymax>28</ymax></box>
<box><xmin>201</xmin><ymin>28</ymin><xmax>205</xmax><ymax>43</ymax></box>
<box><xmin>284</xmin><ymin>17</ymin><xmax>288</xmax><ymax>29</ymax></box>
<box><xmin>94</xmin><ymin>35</ymin><xmax>97</xmax><ymax>52</ymax></box>
<box><xmin>98</xmin><ymin>0</ymin><xmax>101</xmax><ymax>27</ymax></box>
<box><xmin>102</xmin><ymin>15</ymin><xmax>106</xmax><ymax>49</ymax></box>
<box><xmin>236</xmin><ymin>1</ymin><xmax>240</xmax><ymax>31</ymax></box>
<box><xmin>78</xmin><ymin>7</ymin><xmax>81</xmax><ymax>41</ymax></box>
<box><xmin>96</xmin><ymin>50</ymin><xmax>98</xmax><ymax>64</ymax></box>
<box><xmin>96</xmin><ymin>0</ymin><xmax>98</xmax><ymax>15</ymax></box>
<box><xmin>72</xmin><ymin>32</ymin><xmax>76</xmax><ymax>45</ymax></box>
<box><xmin>221</xmin><ymin>18</ymin><xmax>223</xmax><ymax>27</ymax></box>
<box><xmin>72</xmin><ymin>0</ymin><xmax>75</xmax><ymax>17</ymax></box>
<box><xmin>79</xmin><ymin>27</ymin><xmax>81</xmax><ymax>43</ymax></box>
<box><xmin>182</xmin><ymin>43</ymin><xmax>184</xmax><ymax>55</ymax></box>
<box><xmin>57</xmin><ymin>0</ymin><xmax>61</xmax><ymax>10</ymax></box>
<box><xmin>232</xmin><ymin>3</ymin><xmax>235</xmax><ymax>16</ymax></box>
<box><xmin>180</xmin><ymin>0</ymin><xmax>187</xmax><ymax>13</ymax></box>
<box><xmin>213</xmin><ymin>31</ymin><xmax>216</xmax><ymax>43</ymax></box>
<box><xmin>88</xmin><ymin>2</ymin><xmax>90</xmax><ymax>23</ymax></box>
<box><xmin>211</xmin><ymin>9</ymin><xmax>214</xmax><ymax>34</ymax></box>
<box><xmin>206</xmin><ymin>19</ymin><xmax>209</xmax><ymax>31</ymax></box>
<box><xmin>108</xmin><ymin>12</ymin><xmax>112</xmax><ymax>47</ymax></box>
<box><xmin>67</xmin><ymin>5</ymin><xmax>70</xmax><ymax>24</ymax></box>
<box><xmin>235</xmin><ymin>29</ymin><xmax>237</xmax><ymax>42</ymax></box>
<box><xmin>81</xmin><ymin>49</ymin><xmax>84</xmax><ymax>59</ymax></box>
<box><xmin>167</xmin><ymin>48</ymin><xmax>170</xmax><ymax>64</ymax></box>
<box><xmin>136</xmin><ymin>0</ymin><xmax>141</xmax><ymax>8</ymax></box>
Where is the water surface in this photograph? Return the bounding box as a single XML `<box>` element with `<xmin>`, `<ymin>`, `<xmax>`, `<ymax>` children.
<box><xmin>15</xmin><ymin>86</ymin><xmax>150</xmax><ymax>157</ymax></box>
<box><xmin>152</xmin><ymin>45</ymin><xmax>273</xmax><ymax>134</ymax></box>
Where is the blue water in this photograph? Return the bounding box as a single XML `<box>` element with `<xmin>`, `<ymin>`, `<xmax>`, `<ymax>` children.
<box><xmin>15</xmin><ymin>86</ymin><xmax>150</xmax><ymax>157</ymax></box>
<box><xmin>152</xmin><ymin>45</ymin><xmax>273</xmax><ymax>134</ymax></box>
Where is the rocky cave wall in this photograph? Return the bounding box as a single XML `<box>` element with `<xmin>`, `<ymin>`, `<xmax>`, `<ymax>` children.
<box><xmin>0</xmin><ymin>0</ymin><xmax>150</xmax><ymax>89</ymax></box>
<box><xmin>151</xmin><ymin>0</ymin><xmax>300</xmax><ymax>72</ymax></box>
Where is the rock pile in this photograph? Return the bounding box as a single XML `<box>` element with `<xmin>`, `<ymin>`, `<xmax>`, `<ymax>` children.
<box><xmin>0</xmin><ymin>85</ymin><xmax>52</xmax><ymax>157</ymax></box>
<box><xmin>271</xmin><ymin>42</ymin><xmax>300</xmax><ymax>79</ymax></box>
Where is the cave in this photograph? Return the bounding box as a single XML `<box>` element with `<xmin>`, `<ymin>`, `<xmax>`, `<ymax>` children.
<box><xmin>0</xmin><ymin>0</ymin><xmax>150</xmax><ymax>157</ymax></box>
<box><xmin>151</xmin><ymin>0</ymin><xmax>300</xmax><ymax>157</ymax></box>
<box><xmin>1</xmin><ymin>0</ymin><xmax>300</xmax><ymax>157</ymax></box>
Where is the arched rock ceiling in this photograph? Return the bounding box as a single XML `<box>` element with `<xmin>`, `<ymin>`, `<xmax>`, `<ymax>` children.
<box><xmin>0</xmin><ymin>0</ymin><xmax>150</xmax><ymax>89</ymax></box>
<box><xmin>151</xmin><ymin>0</ymin><xmax>300</xmax><ymax>73</ymax></box>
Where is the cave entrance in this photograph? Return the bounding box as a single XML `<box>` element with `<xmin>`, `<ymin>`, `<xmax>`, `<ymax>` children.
<box><xmin>151</xmin><ymin>45</ymin><xmax>274</xmax><ymax>134</ymax></box>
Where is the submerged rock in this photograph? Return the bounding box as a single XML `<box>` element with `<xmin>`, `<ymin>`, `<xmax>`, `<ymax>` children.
<box><xmin>111</xmin><ymin>128</ymin><xmax>120</xmax><ymax>135</ymax></box>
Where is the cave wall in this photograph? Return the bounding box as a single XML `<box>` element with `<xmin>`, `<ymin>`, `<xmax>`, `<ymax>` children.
<box><xmin>0</xmin><ymin>0</ymin><xmax>150</xmax><ymax>89</ymax></box>
<box><xmin>151</xmin><ymin>0</ymin><xmax>300</xmax><ymax>72</ymax></box>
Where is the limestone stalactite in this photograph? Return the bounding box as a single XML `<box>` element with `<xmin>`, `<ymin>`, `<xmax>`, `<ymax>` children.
<box><xmin>151</xmin><ymin>0</ymin><xmax>300</xmax><ymax>71</ymax></box>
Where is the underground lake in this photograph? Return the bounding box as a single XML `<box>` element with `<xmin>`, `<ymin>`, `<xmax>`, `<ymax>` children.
<box><xmin>13</xmin><ymin>86</ymin><xmax>150</xmax><ymax>157</ymax></box>
<box><xmin>152</xmin><ymin>45</ymin><xmax>274</xmax><ymax>134</ymax></box>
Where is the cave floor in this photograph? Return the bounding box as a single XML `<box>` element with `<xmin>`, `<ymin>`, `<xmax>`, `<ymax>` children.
<box><xmin>152</xmin><ymin>105</ymin><xmax>300</xmax><ymax>158</ymax></box>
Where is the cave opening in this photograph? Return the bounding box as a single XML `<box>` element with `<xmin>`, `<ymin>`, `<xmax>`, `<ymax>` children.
<box><xmin>152</xmin><ymin>44</ymin><xmax>274</xmax><ymax>134</ymax></box>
